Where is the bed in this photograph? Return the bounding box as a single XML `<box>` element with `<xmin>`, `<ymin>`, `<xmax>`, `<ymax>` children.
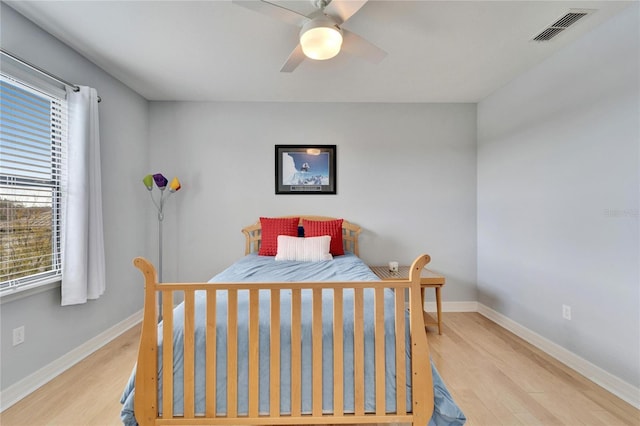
<box><xmin>120</xmin><ymin>216</ymin><xmax>465</xmax><ymax>426</ymax></box>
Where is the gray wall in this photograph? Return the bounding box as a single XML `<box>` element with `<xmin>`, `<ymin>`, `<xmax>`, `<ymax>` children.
<box><xmin>148</xmin><ymin>102</ymin><xmax>478</xmax><ymax>304</ymax></box>
<box><xmin>0</xmin><ymin>4</ymin><xmax>150</xmax><ymax>390</ymax></box>
<box><xmin>477</xmin><ymin>3</ymin><xmax>639</xmax><ymax>387</ymax></box>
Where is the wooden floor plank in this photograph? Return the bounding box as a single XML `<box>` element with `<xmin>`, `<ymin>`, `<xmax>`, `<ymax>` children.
<box><xmin>2</xmin><ymin>313</ymin><xmax>638</xmax><ymax>426</ymax></box>
<box><xmin>1</xmin><ymin>324</ymin><xmax>141</xmax><ymax>426</ymax></box>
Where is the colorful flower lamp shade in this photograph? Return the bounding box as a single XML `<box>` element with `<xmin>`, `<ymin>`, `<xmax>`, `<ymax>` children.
<box><xmin>142</xmin><ymin>173</ymin><xmax>181</xmax><ymax>321</ymax></box>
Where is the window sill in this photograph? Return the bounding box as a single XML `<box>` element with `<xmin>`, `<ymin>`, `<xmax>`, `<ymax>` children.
<box><xmin>0</xmin><ymin>280</ymin><xmax>61</xmax><ymax>304</ymax></box>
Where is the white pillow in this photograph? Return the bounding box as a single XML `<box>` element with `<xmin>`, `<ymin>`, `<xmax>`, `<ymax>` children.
<box><xmin>275</xmin><ymin>235</ymin><xmax>333</xmax><ymax>262</ymax></box>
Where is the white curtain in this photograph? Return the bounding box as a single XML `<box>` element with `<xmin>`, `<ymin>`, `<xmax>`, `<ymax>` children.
<box><xmin>61</xmin><ymin>86</ymin><xmax>105</xmax><ymax>305</ymax></box>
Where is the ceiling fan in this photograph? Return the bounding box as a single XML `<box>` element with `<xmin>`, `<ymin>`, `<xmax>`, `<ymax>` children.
<box><xmin>232</xmin><ymin>0</ymin><xmax>387</xmax><ymax>72</ymax></box>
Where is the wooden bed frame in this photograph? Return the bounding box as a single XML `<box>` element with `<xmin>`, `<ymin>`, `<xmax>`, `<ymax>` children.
<box><xmin>133</xmin><ymin>217</ymin><xmax>434</xmax><ymax>425</ymax></box>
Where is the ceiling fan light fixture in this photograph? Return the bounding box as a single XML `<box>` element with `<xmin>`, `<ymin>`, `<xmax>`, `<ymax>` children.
<box><xmin>299</xmin><ymin>16</ymin><xmax>343</xmax><ymax>60</ymax></box>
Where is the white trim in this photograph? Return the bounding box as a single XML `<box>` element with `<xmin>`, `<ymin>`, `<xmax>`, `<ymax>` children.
<box><xmin>477</xmin><ymin>303</ymin><xmax>640</xmax><ymax>409</ymax></box>
<box><xmin>0</xmin><ymin>281</ymin><xmax>61</xmax><ymax>305</ymax></box>
<box><xmin>0</xmin><ymin>310</ymin><xmax>143</xmax><ymax>412</ymax></box>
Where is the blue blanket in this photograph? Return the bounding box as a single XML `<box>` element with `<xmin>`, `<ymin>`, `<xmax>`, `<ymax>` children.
<box><xmin>120</xmin><ymin>253</ymin><xmax>465</xmax><ymax>425</ymax></box>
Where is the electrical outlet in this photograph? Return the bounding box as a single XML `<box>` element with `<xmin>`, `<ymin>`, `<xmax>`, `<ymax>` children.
<box><xmin>562</xmin><ymin>304</ymin><xmax>572</xmax><ymax>320</ymax></box>
<box><xmin>13</xmin><ymin>326</ymin><xmax>25</xmax><ymax>346</ymax></box>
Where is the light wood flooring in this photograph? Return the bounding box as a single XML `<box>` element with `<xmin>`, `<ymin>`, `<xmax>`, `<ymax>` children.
<box><xmin>1</xmin><ymin>313</ymin><xmax>638</xmax><ymax>425</ymax></box>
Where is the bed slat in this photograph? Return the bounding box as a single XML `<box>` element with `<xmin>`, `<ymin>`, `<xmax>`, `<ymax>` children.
<box><xmin>353</xmin><ymin>287</ymin><xmax>365</xmax><ymax>416</ymax></box>
<box><xmin>162</xmin><ymin>291</ymin><xmax>174</xmax><ymax>418</ymax></box>
<box><xmin>205</xmin><ymin>290</ymin><xmax>217</xmax><ymax>417</ymax></box>
<box><xmin>249</xmin><ymin>289</ymin><xmax>260</xmax><ymax>418</ymax></box>
<box><xmin>184</xmin><ymin>290</ymin><xmax>196</xmax><ymax>418</ymax></box>
<box><xmin>374</xmin><ymin>287</ymin><xmax>386</xmax><ymax>415</ymax></box>
<box><xmin>312</xmin><ymin>288</ymin><xmax>323</xmax><ymax>417</ymax></box>
<box><xmin>227</xmin><ymin>289</ymin><xmax>238</xmax><ymax>418</ymax></box>
<box><xmin>290</xmin><ymin>288</ymin><xmax>302</xmax><ymax>417</ymax></box>
<box><xmin>270</xmin><ymin>289</ymin><xmax>281</xmax><ymax>416</ymax></box>
<box><xmin>333</xmin><ymin>289</ymin><xmax>344</xmax><ymax>416</ymax></box>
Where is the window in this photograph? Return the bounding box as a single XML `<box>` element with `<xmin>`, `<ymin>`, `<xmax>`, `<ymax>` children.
<box><xmin>0</xmin><ymin>75</ymin><xmax>68</xmax><ymax>295</ymax></box>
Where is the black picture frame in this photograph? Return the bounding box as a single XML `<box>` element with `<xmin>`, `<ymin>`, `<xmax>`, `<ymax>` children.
<box><xmin>275</xmin><ymin>145</ymin><xmax>337</xmax><ymax>194</ymax></box>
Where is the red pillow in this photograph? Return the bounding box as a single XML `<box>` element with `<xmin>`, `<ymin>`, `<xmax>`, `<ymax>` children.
<box><xmin>259</xmin><ymin>217</ymin><xmax>300</xmax><ymax>256</ymax></box>
<box><xmin>303</xmin><ymin>219</ymin><xmax>344</xmax><ymax>256</ymax></box>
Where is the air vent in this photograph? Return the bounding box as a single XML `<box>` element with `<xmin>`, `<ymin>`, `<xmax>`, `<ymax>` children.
<box><xmin>551</xmin><ymin>12</ymin><xmax>588</xmax><ymax>28</ymax></box>
<box><xmin>534</xmin><ymin>27</ymin><xmax>565</xmax><ymax>41</ymax></box>
<box><xmin>532</xmin><ymin>9</ymin><xmax>594</xmax><ymax>42</ymax></box>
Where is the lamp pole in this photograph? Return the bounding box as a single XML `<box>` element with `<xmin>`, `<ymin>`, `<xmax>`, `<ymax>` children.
<box><xmin>157</xmin><ymin>207</ymin><xmax>164</xmax><ymax>321</ymax></box>
<box><xmin>143</xmin><ymin>173</ymin><xmax>181</xmax><ymax>323</ymax></box>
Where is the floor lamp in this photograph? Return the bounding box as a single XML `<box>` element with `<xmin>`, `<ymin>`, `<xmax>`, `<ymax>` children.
<box><xmin>143</xmin><ymin>173</ymin><xmax>181</xmax><ymax>322</ymax></box>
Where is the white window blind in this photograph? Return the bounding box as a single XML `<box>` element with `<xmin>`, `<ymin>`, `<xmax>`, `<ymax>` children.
<box><xmin>0</xmin><ymin>75</ymin><xmax>68</xmax><ymax>294</ymax></box>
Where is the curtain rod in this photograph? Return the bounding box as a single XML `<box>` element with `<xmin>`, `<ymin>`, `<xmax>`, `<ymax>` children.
<box><xmin>1</xmin><ymin>48</ymin><xmax>102</xmax><ymax>103</ymax></box>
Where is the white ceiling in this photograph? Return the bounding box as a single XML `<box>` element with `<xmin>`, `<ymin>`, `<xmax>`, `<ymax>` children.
<box><xmin>5</xmin><ymin>0</ymin><xmax>633</xmax><ymax>102</ymax></box>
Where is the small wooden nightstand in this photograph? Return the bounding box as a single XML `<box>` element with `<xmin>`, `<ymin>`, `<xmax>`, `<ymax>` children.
<box><xmin>369</xmin><ymin>265</ymin><xmax>446</xmax><ymax>335</ymax></box>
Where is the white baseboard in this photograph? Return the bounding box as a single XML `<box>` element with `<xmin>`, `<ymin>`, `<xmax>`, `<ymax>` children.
<box><xmin>0</xmin><ymin>309</ymin><xmax>143</xmax><ymax>412</ymax></box>
<box><xmin>477</xmin><ymin>303</ymin><xmax>640</xmax><ymax>409</ymax></box>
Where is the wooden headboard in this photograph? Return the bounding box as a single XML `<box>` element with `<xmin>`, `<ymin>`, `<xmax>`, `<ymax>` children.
<box><xmin>241</xmin><ymin>216</ymin><xmax>361</xmax><ymax>256</ymax></box>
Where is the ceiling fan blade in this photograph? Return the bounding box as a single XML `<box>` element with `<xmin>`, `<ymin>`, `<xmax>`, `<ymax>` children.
<box><xmin>280</xmin><ymin>44</ymin><xmax>306</xmax><ymax>72</ymax></box>
<box><xmin>232</xmin><ymin>0</ymin><xmax>307</xmax><ymax>27</ymax></box>
<box><xmin>324</xmin><ymin>0</ymin><xmax>368</xmax><ymax>24</ymax></box>
<box><xmin>341</xmin><ymin>28</ymin><xmax>387</xmax><ymax>64</ymax></box>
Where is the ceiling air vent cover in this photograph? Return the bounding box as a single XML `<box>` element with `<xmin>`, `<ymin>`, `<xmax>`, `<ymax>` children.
<box><xmin>532</xmin><ymin>9</ymin><xmax>594</xmax><ymax>41</ymax></box>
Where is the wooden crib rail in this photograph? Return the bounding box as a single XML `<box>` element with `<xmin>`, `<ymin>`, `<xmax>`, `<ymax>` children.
<box><xmin>132</xmin><ymin>255</ymin><xmax>433</xmax><ymax>425</ymax></box>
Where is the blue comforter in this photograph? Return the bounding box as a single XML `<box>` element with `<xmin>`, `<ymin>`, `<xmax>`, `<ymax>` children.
<box><xmin>120</xmin><ymin>253</ymin><xmax>465</xmax><ymax>425</ymax></box>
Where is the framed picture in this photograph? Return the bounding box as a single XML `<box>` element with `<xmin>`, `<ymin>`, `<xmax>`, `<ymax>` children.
<box><xmin>275</xmin><ymin>145</ymin><xmax>336</xmax><ymax>194</ymax></box>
